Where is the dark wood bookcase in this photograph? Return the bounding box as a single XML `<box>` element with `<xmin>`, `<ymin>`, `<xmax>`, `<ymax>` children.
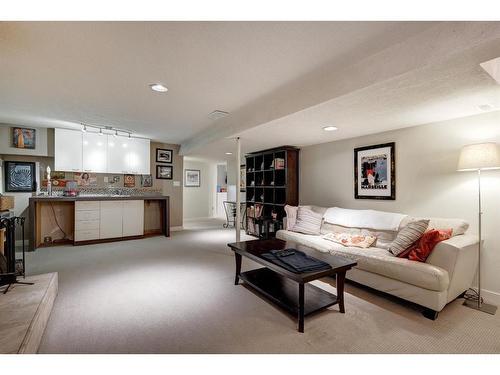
<box><xmin>245</xmin><ymin>146</ymin><xmax>299</xmax><ymax>238</ymax></box>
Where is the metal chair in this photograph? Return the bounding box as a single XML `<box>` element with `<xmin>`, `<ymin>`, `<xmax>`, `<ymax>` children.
<box><xmin>223</xmin><ymin>201</ymin><xmax>246</xmax><ymax>229</ymax></box>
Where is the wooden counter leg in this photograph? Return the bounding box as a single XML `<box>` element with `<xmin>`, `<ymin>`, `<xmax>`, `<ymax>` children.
<box><xmin>29</xmin><ymin>200</ymin><xmax>36</xmax><ymax>251</ymax></box>
<box><xmin>163</xmin><ymin>198</ymin><xmax>170</xmax><ymax>237</ymax></box>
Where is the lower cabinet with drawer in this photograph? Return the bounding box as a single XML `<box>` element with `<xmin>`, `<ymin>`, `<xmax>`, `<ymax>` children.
<box><xmin>74</xmin><ymin>201</ymin><xmax>101</xmax><ymax>242</ymax></box>
<box><xmin>74</xmin><ymin>200</ymin><xmax>144</xmax><ymax>244</ymax></box>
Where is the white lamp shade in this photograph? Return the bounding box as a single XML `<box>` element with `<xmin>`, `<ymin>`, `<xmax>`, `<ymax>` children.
<box><xmin>457</xmin><ymin>142</ymin><xmax>500</xmax><ymax>171</ymax></box>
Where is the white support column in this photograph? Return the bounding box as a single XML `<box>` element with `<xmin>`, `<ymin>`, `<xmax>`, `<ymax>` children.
<box><xmin>235</xmin><ymin>137</ymin><xmax>241</xmax><ymax>242</ymax></box>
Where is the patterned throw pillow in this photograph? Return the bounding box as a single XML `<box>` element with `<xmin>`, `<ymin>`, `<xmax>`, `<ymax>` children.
<box><xmin>323</xmin><ymin>232</ymin><xmax>377</xmax><ymax>248</ymax></box>
<box><xmin>398</xmin><ymin>229</ymin><xmax>452</xmax><ymax>262</ymax></box>
<box><xmin>389</xmin><ymin>219</ymin><xmax>429</xmax><ymax>256</ymax></box>
<box><xmin>291</xmin><ymin>207</ymin><xmax>323</xmax><ymax>235</ymax></box>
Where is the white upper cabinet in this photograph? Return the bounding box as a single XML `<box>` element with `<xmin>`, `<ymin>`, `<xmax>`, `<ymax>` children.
<box><xmin>127</xmin><ymin>137</ymin><xmax>150</xmax><ymax>175</ymax></box>
<box><xmin>107</xmin><ymin>136</ymin><xmax>150</xmax><ymax>174</ymax></box>
<box><xmin>54</xmin><ymin>128</ymin><xmax>83</xmax><ymax>172</ymax></box>
<box><xmin>54</xmin><ymin>128</ymin><xmax>150</xmax><ymax>174</ymax></box>
<box><xmin>82</xmin><ymin>132</ymin><xmax>108</xmax><ymax>173</ymax></box>
<box><xmin>107</xmin><ymin>136</ymin><xmax>130</xmax><ymax>174</ymax></box>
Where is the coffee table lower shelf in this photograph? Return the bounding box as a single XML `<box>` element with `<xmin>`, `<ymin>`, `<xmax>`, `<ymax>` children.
<box><xmin>239</xmin><ymin>267</ymin><xmax>338</xmax><ymax>330</ymax></box>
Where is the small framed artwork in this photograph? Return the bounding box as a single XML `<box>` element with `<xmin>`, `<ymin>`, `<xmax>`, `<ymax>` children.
<box><xmin>156</xmin><ymin>148</ymin><xmax>173</xmax><ymax>163</ymax></box>
<box><xmin>141</xmin><ymin>174</ymin><xmax>153</xmax><ymax>187</ymax></box>
<box><xmin>185</xmin><ymin>169</ymin><xmax>200</xmax><ymax>187</ymax></box>
<box><xmin>4</xmin><ymin>161</ymin><xmax>37</xmax><ymax>192</ymax></box>
<box><xmin>12</xmin><ymin>127</ymin><xmax>36</xmax><ymax>149</ymax></box>
<box><xmin>124</xmin><ymin>174</ymin><xmax>136</xmax><ymax>187</ymax></box>
<box><xmin>354</xmin><ymin>142</ymin><xmax>395</xmax><ymax>200</ymax></box>
<box><xmin>157</xmin><ymin>165</ymin><xmax>173</xmax><ymax>180</ymax></box>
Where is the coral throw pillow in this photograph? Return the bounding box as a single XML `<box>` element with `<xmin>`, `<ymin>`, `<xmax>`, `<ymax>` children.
<box><xmin>398</xmin><ymin>229</ymin><xmax>452</xmax><ymax>262</ymax></box>
<box><xmin>323</xmin><ymin>232</ymin><xmax>377</xmax><ymax>249</ymax></box>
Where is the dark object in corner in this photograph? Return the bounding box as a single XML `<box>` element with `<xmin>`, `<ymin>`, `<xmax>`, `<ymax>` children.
<box><xmin>422</xmin><ymin>308</ymin><xmax>439</xmax><ymax>320</ymax></box>
<box><xmin>0</xmin><ymin>217</ymin><xmax>34</xmax><ymax>293</ymax></box>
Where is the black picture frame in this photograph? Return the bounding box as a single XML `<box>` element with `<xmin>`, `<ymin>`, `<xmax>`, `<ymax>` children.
<box><xmin>4</xmin><ymin>161</ymin><xmax>37</xmax><ymax>192</ymax></box>
<box><xmin>156</xmin><ymin>148</ymin><xmax>173</xmax><ymax>164</ymax></box>
<box><xmin>185</xmin><ymin>169</ymin><xmax>201</xmax><ymax>187</ymax></box>
<box><xmin>156</xmin><ymin>165</ymin><xmax>173</xmax><ymax>180</ymax></box>
<box><xmin>354</xmin><ymin>142</ymin><xmax>395</xmax><ymax>200</ymax></box>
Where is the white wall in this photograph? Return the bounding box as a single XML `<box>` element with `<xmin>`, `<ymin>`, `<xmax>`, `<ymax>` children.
<box><xmin>183</xmin><ymin>159</ymin><xmax>217</xmax><ymax>219</ymax></box>
<box><xmin>0</xmin><ymin>124</ymin><xmax>54</xmax><ymax>157</ymax></box>
<box><xmin>300</xmin><ymin>110</ymin><xmax>500</xmax><ymax>301</ymax></box>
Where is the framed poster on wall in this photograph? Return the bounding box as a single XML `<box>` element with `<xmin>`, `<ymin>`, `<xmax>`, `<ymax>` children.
<box><xmin>354</xmin><ymin>142</ymin><xmax>395</xmax><ymax>200</ymax></box>
<box><xmin>4</xmin><ymin>161</ymin><xmax>37</xmax><ymax>192</ymax></box>
<box><xmin>184</xmin><ymin>169</ymin><xmax>200</xmax><ymax>187</ymax></box>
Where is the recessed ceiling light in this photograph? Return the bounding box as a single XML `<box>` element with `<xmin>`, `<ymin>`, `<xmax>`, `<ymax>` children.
<box><xmin>225</xmin><ymin>152</ymin><xmax>233</xmax><ymax>155</ymax></box>
<box><xmin>150</xmin><ymin>83</ymin><xmax>168</xmax><ymax>93</ymax></box>
<box><xmin>478</xmin><ymin>104</ymin><xmax>494</xmax><ymax>111</ymax></box>
<box><xmin>323</xmin><ymin>126</ymin><xmax>338</xmax><ymax>131</ymax></box>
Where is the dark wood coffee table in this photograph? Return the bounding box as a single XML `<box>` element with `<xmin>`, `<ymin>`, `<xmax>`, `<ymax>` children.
<box><xmin>227</xmin><ymin>238</ymin><xmax>357</xmax><ymax>333</ymax></box>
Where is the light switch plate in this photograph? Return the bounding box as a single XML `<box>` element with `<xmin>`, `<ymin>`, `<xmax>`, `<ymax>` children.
<box><xmin>173</xmin><ymin>181</ymin><xmax>181</xmax><ymax>187</ymax></box>
<box><xmin>104</xmin><ymin>177</ymin><xmax>109</xmax><ymax>183</ymax></box>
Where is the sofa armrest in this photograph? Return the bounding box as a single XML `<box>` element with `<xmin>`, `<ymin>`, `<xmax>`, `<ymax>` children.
<box><xmin>426</xmin><ymin>234</ymin><xmax>478</xmax><ymax>301</ymax></box>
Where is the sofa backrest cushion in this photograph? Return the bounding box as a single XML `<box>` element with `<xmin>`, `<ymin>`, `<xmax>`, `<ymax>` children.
<box><xmin>412</xmin><ymin>217</ymin><xmax>469</xmax><ymax>236</ymax></box>
<box><xmin>323</xmin><ymin>207</ymin><xmax>408</xmax><ymax>232</ymax></box>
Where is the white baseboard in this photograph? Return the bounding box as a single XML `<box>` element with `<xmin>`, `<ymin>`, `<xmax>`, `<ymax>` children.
<box><xmin>480</xmin><ymin>288</ymin><xmax>500</xmax><ymax>306</ymax></box>
<box><xmin>170</xmin><ymin>226</ymin><xmax>183</xmax><ymax>232</ymax></box>
<box><xmin>15</xmin><ymin>239</ymin><xmax>30</xmax><ymax>247</ymax></box>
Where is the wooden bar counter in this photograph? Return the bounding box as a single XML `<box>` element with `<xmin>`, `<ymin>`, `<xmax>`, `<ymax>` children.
<box><xmin>28</xmin><ymin>195</ymin><xmax>170</xmax><ymax>251</ymax></box>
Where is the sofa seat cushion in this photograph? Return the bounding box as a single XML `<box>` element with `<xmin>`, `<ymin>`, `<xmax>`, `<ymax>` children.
<box><xmin>276</xmin><ymin>230</ymin><xmax>450</xmax><ymax>292</ymax></box>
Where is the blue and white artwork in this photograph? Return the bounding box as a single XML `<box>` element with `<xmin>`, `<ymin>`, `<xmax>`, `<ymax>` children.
<box><xmin>5</xmin><ymin>161</ymin><xmax>36</xmax><ymax>192</ymax></box>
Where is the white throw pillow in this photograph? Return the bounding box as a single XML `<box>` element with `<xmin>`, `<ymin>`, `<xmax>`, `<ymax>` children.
<box><xmin>284</xmin><ymin>205</ymin><xmax>311</xmax><ymax>231</ymax></box>
<box><xmin>284</xmin><ymin>205</ymin><xmax>298</xmax><ymax>230</ymax></box>
<box><xmin>291</xmin><ymin>207</ymin><xmax>323</xmax><ymax>235</ymax></box>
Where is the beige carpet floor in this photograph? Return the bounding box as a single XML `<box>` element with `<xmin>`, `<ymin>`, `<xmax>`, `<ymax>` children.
<box><xmin>24</xmin><ymin>219</ymin><xmax>500</xmax><ymax>353</ymax></box>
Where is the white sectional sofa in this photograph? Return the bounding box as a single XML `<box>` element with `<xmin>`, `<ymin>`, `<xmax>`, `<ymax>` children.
<box><xmin>276</xmin><ymin>206</ymin><xmax>479</xmax><ymax>319</ymax></box>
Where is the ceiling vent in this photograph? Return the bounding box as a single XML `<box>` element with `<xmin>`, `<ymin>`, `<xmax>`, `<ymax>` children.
<box><xmin>208</xmin><ymin>110</ymin><xmax>229</xmax><ymax>121</ymax></box>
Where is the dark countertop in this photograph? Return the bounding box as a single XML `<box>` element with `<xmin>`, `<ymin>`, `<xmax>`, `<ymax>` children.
<box><xmin>29</xmin><ymin>195</ymin><xmax>169</xmax><ymax>202</ymax></box>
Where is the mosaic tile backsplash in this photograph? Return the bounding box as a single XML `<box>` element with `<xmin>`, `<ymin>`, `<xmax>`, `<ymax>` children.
<box><xmin>39</xmin><ymin>186</ymin><xmax>162</xmax><ymax>196</ymax></box>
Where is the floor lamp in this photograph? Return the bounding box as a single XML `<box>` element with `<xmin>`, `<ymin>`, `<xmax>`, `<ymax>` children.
<box><xmin>457</xmin><ymin>142</ymin><xmax>500</xmax><ymax>315</ymax></box>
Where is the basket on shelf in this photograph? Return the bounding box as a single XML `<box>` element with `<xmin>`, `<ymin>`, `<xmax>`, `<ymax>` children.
<box><xmin>0</xmin><ymin>195</ymin><xmax>15</xmax><ymax>211</ymax></box>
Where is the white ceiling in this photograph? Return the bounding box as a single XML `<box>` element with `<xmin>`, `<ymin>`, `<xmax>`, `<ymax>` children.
<box><xmin>2</xmin><ymin>22</ymin><xmax>500</xmax><ymax>163</ymax></box>
<box><xmin>194</xmin><ymin>46</ymin><xmax>500</xmax><ymax>160</ymax></box>
<box><xmin>184</xmin><ymin>22</ymin><xmax>500</xmax><ymax>161</ymax></box>
<box><xmin>0</xmin><ymin>21</ymin><xmax>432</xmax><ymax>141</ymax></box>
